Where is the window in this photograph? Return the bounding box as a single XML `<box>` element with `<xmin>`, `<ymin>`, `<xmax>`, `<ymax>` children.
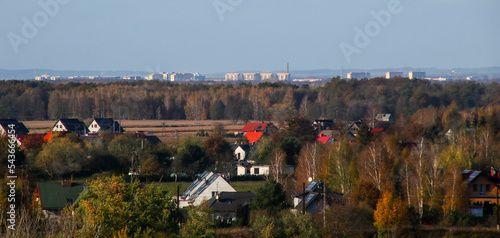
<box><xmin>486</xmin><ymin>184</ymin><xmax>491</xmax><ymax>192</ymax></box>
<box><xmin>473</xmin><ymin>184</ymin><xmax>478</xmax><ymax>191</ymax></box>
<box><xmin>254</xmin><ymin>168</ymin><xmax>259</xmax><ymax>175</ymax></box>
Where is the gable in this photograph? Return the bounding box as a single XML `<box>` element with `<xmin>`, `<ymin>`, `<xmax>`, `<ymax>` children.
<box><xmin>245</xmin><ymin>132</ymin><xmax>264</xmax><ymax>144</ymax></box>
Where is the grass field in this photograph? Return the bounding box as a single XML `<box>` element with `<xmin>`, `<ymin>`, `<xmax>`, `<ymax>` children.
<box><xmin>21</xmin><ymin>119</ymin><xmax>248</xmax><ymax>142</ymax></box>
<box><xmin>152</xmin><ymin>181</ymin><xmax>265</xmax><ymax>196</ymax></box>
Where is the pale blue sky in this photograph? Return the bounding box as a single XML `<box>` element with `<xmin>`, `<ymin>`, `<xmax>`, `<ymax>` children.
<box><xmin>1</xmin><ymin>0</ymin><xmax>499</xmax><ymax>73</ymax></box>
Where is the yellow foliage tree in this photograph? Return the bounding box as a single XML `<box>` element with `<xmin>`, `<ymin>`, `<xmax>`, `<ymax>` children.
<box><xmin>373</xmin><ymin>192</ymin><xmax>407</xmax><ymax>230</ymax></box>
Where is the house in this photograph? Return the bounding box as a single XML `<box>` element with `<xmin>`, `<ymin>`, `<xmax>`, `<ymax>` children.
<box><xmin>52</xmin><ymin>118</ymin><xmax>88</xmax><ymax>135</ymax></box>
<box><xmin>0</xmin><ymin>119</ymin><xmax>29</xmax><ymax>136</ymax></box>
<box><xmin>317</xmin><ymin>135</ymin><xmax>334</xmax><ymax>144</ymax></box>
<box><xmin>204</xmin><ymin>191</ymin><xmax>255</xmax><ymax>226</ymax></box>
<box><xmin>88</xmin><ymin>118</ymin><xmax>124</xmax><ymax>134</ymax></box>
<box><xmin>35</xmin><ymin>181</ymin><xmax>85</xmax><ymax>217</ymax></box>
<box><xmin>234</xmin><ymin>122</ymin><xmax>277</xmax><ymax>135</ymax></box>
<box><xmin>178</xmin><ymin>171</ymin><xmax>236</xmax><ymax>208</ymax></box>
<box><xmin>233</xmin><ymin>144</ymin><xmax>254</xmax><ymax>162</ymax></box>
<box><xmin>291</xmin><ymin>181</ymin><xmax>343</xmax><ymax>215</ymax></box>
<box><xmin>312</xmin><ymin>119</ymin><xmax>334</xmax><ymax>131</ymax></box>
<box><xmin>236</xmin><ymin>164</ymin><xmax>294</xmax><ymax>176</ymax></box>
<box><xmin>462</xmin><ymin>169</ymin><xmax>500</xmax><ymax>217</ymax></box>
<box><xmin>347</xmin><ymin>121</ymin><xmax>363</xmax><ymax>136</ymax></box>
<box><xmin>237</xmin><ymin>164</ymin><xmax>270</xmax><ymax>176</ymax></box>
<box><xmin>244</xmin><ymin>132</ymin><xmax>264</xmax><ymax>144</ymax></box>
<box><xmin>375</xmin><ymin>114</ymin><xmax>394</xmax><ymax>124</ymax></box>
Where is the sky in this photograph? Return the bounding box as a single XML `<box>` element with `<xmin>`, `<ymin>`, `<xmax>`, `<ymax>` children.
<box><xmin>1</xmin><ymin>0</ymin><xmax>499</xmax><ymax>74</ymax></box>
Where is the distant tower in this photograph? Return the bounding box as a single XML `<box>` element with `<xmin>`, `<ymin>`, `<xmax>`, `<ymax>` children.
<box><xmin>287</xmin><ymin>63</ymin><xmax>289</xmax><ymax>74</ymax></box>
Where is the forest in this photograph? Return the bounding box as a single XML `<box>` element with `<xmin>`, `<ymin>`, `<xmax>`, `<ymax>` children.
<box><xmin>2</xmin><ymin>78</ymin><xmax>500</xmax><ymax>237</ymax></box>
<box><xmin>0</xmin><ymin>78</ymin><xmax>499</xmax><ymax>122</ymax></box>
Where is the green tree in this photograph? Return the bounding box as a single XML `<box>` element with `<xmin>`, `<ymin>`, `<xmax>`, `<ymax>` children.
<box><xmin>107</xmin><ymin>135</ymin><xmax>141</xmax><ymax>169</ymax></box>
<box><xmin>180</xmin><ymin>206</ymin><xmax>216</xmax><ymax>238</ymax></box>
<box><xmin>209</xmin><ymin>99</ymin><xmax>225</xmax><ymax>120</ymax></box>
<box><xmin>251</xmin><ymin>180</ymin><xmax>288</xmax><ymax>214</ymax></box>
<box><xmin>355</xmin><ymin>123</ymin><xmax>372</xmax><ymax>145</ymax></box>
<box><xmin>78</xmin><ymin>176</ymin><xmax>182</xmax><ymax>237</ymax></box>
<box><xmin>278</xmin><ymin>137</ymin><xmax>302</xmax><ymax>166</ymax></box>
<box><xmin>250</xmin><ymin>136</ymin><xmax>276</xmax><ymax>165</ymax></box>
<box><xmin>35</xmin><ymin>136</ymin><xmax>85</xmax><ymax>177</ymax></box>
<box><xmin>174</xmin><ymin>136</ymin><xmax>209</xmax><ymax>175</ymax></box>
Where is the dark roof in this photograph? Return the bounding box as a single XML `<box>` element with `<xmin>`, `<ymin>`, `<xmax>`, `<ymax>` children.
<box><xmin>36</xmin><ymin>182</ymin><xmax>85</xmax><ymax>210</ymax></box>
<box><xmin>0</xmin><ymin>119</ymin><xmax>29</xmax><ymax>135</ymax></box>
<box><xmin>56</xmin><ymin>118</ymin><xmax>87</xmax><ymax>134</ymax></box>
<box><xmin>292</xmin><ymin>181</ymin><xmax>343</xmax><ymax>212</ymax></box>
<box><xmin>92</xmin><ymin>118</ymin><xmax>124</xmax><ymax>133</ymax></box>
<box><xmin>205</xmin><ymin>191</ymin><xmax>255</xmax><ymax>212</ymax></box>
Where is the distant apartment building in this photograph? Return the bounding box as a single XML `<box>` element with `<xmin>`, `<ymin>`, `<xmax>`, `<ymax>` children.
<box><xmin>409</xmin><ymin>71</ymin><xmax>426</xmax><ymax>79</ymax></box>
<box><xmin>347</xmin><ymin>72</ymin><xmax>370</xmax><ymax>79</ymax></box>
<box><xmin>124</xmin><ymin>76</ymin><xmax>143</xmax><ymax>80</ymax></box>
<box><xmin>385</xmin><ymin>72</ymin><xmax>403</xmax><ymax>79</ymax></box>
<box><xmin>169</xmin><ymin>72</ymin><xmax>205</xmax><ymax>81</ymax></box>
<box><xmin>192</xmin><ymin>73</ymin><xmax>206</xmax><ymax>80</ymax></box>
<box><xmin>148</xmin><ymin>74</ymin><xmax>164</xmax><ymax>80</ymax></box>
<box><xmin>277</xmin><ymin>73</ymin><xmax>291</xmax><ymax>81</ymax></box>
<box><xmin>260</xmin><ymin>73</ymin><xmax>275</xmax><ymax>80</ymax></box>
<box><xmin>35</xmin><ymin>74</ymin><xmax>50</xmax><ymax>81</ymax></box>
<box><xmin>243</xmin><ymin>73</ymin><xmax>261</xmax><ymax>81</ymax></box>
<box><xmin>225</xmin><ymin>73</ymin><xmax>242</xmax><ymax>81</ymax></box>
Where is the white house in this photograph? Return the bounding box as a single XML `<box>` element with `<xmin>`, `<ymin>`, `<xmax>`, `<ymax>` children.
<box><xmin>52</xmin><ymin>118</ymin><xmax>87</xmax><ymax>135</ymax></box>
<box><xmin>88</xmin><ymin>118</ymin><xmax>124</xmax><ymax>134</ymax></box>
<box><xmin>236</xmin><ymin>164</ymin><xmax>294</xmax><ymax>176</ymax></box>
<box><xmin>237</xmin><ymin>164</ymin><xmax>270</xmax><ymax>176</ymax></box>
<box><xmin>178</xmin><ymin>171</ymin><xmax>236</xmax><ymax>208</ymax></box>
<box><xmin>234</xmin><ymin>144</ymin><xmax>253</xmax><ymax>162</ymax></box>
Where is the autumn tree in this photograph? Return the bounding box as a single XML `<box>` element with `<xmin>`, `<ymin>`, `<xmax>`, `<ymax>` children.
<box><xmin>373</xmin><ymin>192</ymin><xmax>407</xmax><ymax>235</ymax></box>
<box><xmin>35</xmin><ymin>136</ymin><xmax>85</xmax><ymax>177</ymax></box>
<box><xmin>78</xmin><ymin>176</ymin><xmax>182</xmax><ymax>237</ymax></box>
<box><xmin>203</xmin><ymin>134</ymin><xmax>232</xmax><ymax>174</ymax></box>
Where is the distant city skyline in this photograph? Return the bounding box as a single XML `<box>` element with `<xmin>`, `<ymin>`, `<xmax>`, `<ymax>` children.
<box><xmin>1</xmin><ymin>0</ymin><xmax>499</xmax><ymax>74</ymax></box>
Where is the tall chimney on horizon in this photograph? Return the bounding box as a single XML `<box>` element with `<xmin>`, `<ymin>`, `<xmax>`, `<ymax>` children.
<box><xmin>287</xmin><ymin>63</ymin><xmax>289</xmax><ymax>74</ymax></box>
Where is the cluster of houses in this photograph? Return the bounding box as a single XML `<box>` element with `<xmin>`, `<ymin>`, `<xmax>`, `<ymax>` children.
<box><xmin>4</xmin><ymin>115</ymin><xmax>500</xmax><ymax>222</ymax></box>
<box><xmin>0</xmin><ymin>118</ymin><xmax>161</xmax><ymax>150</ymax></box>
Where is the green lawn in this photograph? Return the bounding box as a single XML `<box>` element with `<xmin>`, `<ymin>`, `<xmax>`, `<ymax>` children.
<box><xmin>151</xmin><ymin>180</ymin><xmax>265</xmax><ymax>196</ymax></box>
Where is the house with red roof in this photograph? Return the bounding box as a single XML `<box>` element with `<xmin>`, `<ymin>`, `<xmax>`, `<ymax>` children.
<box><xmin>370</xmin><ymin>128</ymin><xmax>384</xmax><ymax>136</ymax></box>
<box><xmin>245</xmin><ymin>132</ymin><xmax>264</xmax><ymax>144</ymax></box>
<box><xmin>317</xmin><ymin>135</ymin><xmax>334</xmax><ymax>144</ymax></box>
<box><xmin>234</xmin><ymin>122</ymin><xmax>277</xmax><ymax>135</ymax></box>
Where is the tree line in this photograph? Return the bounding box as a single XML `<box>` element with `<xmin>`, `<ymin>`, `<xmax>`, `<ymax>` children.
<box><xmin>1</xmin><ymin>78</ymin><xmax>499</xmax><ymax>121</ymax></box>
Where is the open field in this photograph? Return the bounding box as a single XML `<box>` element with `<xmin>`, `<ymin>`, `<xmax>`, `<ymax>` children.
<box><xmin>21</xmin><ymin>120</ymin><xmax>250</xmax><ymax>142</ymax></box>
